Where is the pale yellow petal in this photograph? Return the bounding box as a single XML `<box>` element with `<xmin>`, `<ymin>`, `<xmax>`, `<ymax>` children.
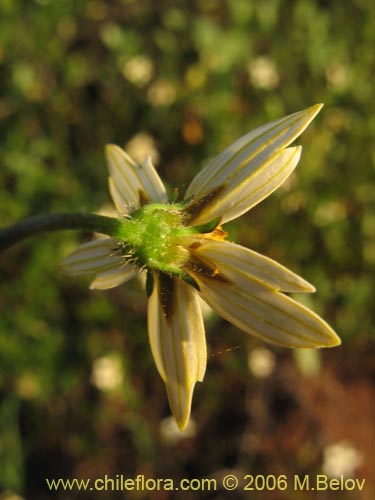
<box><xmin>90</xmin><ymin>265</ymin><xmax>138</xmax><ymax>290</ymax></box>
<box><xmin>191</xmin><ymin>239</ymin><xmax>315</xmax><ymax>293</ymax></box>
<box><xmin>190</xmin><ymin>146</ymin><xmax>301</xmax><ymax>225</ymax></box>
<box><xmin>106</xmin><ymin>145</ymin><xmax>168</xmax><ymax>209</ymax></box>
<box><xmin>185</xmin><ymin>105</ymin><xmax>322</xmax><ymax>225</ymax></box>
<box><xmin>138</xmin><ymin>156</ymin><xmax>169</xmax><ymax>203</ymax></box>
<box><xmin>188</xmin><ymin>261</ymin><xmax>340</xmax><ymax>348</ymax></box>
<box><xmin>147</xmin><ymin>273</ymin><xmax>206</xmax><ymax>430</ymax></box>
<box><xmin>61</xmin><ymin>238</ymin><xmax>122</xmax><ymax>276</ymax></box>
<box><xmin>108</xmin><ymin>176</ymin><xmax>130</xmax><ymax>214</ymax></box>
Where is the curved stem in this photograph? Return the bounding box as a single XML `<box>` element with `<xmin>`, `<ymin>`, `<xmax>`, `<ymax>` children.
<box><xmin>0</xmin><ymin>213</ymin><xmax>122</xmax><ymax>251</ymax></box>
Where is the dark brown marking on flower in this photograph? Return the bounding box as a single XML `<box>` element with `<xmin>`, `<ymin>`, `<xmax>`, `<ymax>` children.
<box><xmin>189</xmin><ymin>241</ymin><xmax>202</xmax><ymax>251</ymax></box>
<box><xmin>184</xmin><ymin>252</ymin><xmax>231</xmax><ymax>284</ymax></box>
<box><xmin>146</xmin><ymin>270</ymin><xmax>154</xmax><ymax>297</ymax></box>
<box><xmin>138</xmin><ymin>189</ymin><xmax>150</xmax><ymax>207</ymax></box>
<box><xmin>180</xmin><ymin>271</ymin><xmax>200</xmax><ymax>291</ymax></box>
<box><xmin>183</xmin><ymin>185</ymin><xmax>226</xmax><ymax>223</ymax></box>
<box><xmin>158</xmin><ymin>272</ymin><xmax>175</xmax><ymax>321</ymax></box>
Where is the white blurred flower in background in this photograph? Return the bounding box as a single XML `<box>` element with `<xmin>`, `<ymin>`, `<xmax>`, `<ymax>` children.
<box><xmin>248</xmin><ymin>347</ymin><xmax>276</xmax><ymax>378</ymax></box>
<box><xmin>122</xmin><ymin>55</ymin><xmax>154</xmax><ymax>87</ymax></box>
<box><xmin>248</xmin><ymin>56</ymin><xmax>280</xmax><ymax>90</ymax></box>
<box><xmin>322</xmin><ymin>441</ymin><xmax>363</xmax><ymax>477</ymax></box>
<box><xmin>91</xmin><ymin>354</ymin><xmax>123</xmax><ymax>392</ymax></box>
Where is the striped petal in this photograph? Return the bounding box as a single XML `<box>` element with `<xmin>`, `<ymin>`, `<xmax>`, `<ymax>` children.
<box><xmin>190</xmin><ymin>239</ymin><xmax>315</xmax><ymax>293</ymax></box>
<box><xmin>184</xmin><ymin>104</ymin><xmax>322</xmax><ymax>225</ymax></box>
<box><xmin>187</xmin><ymin>146</ymin><xmax>301</xmax><ymax>225</ymax></box>
<box><xmin>106</xmin><ymin>145</ymin><xmax>168</xmax><ymax>211</ymax></box>
<box><xmin>61</xmin><ymin>238</ymin><xmax>122</xmax><ymax>276</ymax></box>
<box><xmin>108</xmin><ymin>176</ymin><xmax>129</xmax><ymax>214</ymax></box>
<box><xmin>90</xmin><ymin>265</ymin><xmax>138</xmax><ymax>290</ymax></box>
<box><xmin>147</xmin><ymin>273</ymin><xmax>206</xmax><ymax>430</ymax></box>
<box><xmin>187</xmin><ymin>251</ymin><xmax>340</xmax><ymax>349</ymax></box>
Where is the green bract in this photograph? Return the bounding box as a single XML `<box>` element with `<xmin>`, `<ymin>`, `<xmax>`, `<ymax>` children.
<box><xmin>116</xmin><ymin>203</ymin><xmax>197</xmax><ymax>275</ymax></box>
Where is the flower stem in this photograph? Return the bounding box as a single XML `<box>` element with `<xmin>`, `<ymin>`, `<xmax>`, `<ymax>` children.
<box><xmin>0</xmin><ymin>213</ymin><xmax>123</xmax><ymax>251</ymax></box>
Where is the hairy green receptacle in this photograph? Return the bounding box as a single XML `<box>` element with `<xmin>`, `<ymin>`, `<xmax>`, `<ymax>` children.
<box><xmin>116</xmin><ymin>203</ymin><xmax>199</xmax><ymax>276</ymax></box>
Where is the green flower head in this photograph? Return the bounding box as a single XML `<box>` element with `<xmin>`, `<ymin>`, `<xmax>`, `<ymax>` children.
<box><xmin>61</xmin><ymin>104</ymin><xmax>340</xmax><ymax>430</ymax></box>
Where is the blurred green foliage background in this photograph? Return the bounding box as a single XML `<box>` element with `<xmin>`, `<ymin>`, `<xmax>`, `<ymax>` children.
<box><xmin>0</xmin><ymin>1</ymin><xmax>373</xmax><ymax>499</ymax></box>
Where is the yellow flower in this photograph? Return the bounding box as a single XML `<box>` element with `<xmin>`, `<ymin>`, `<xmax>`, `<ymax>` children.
<box><xmin>61</xmin><ymin>104</ymin><xmax>340</xmax><ymax>430</ymax></box>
